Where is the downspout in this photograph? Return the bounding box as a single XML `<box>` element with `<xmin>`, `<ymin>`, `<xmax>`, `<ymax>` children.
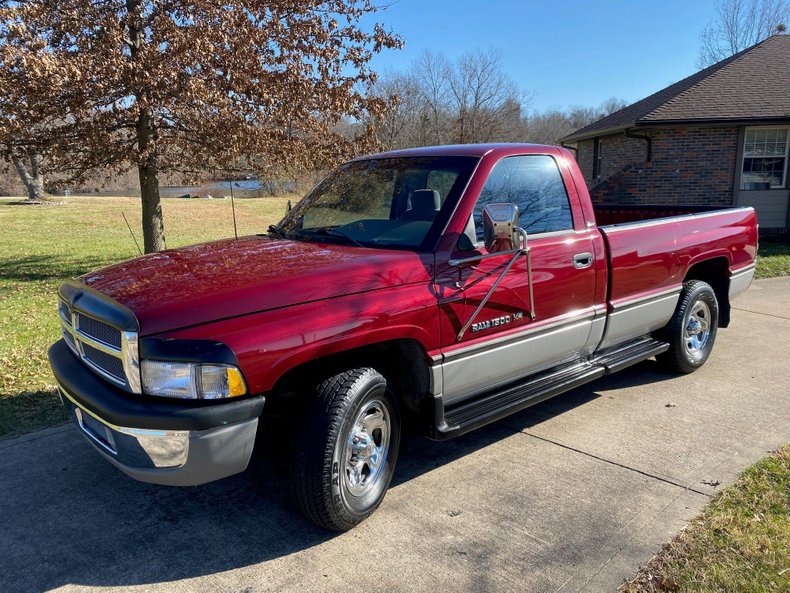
<box><xmin>624</xmin><ymin>128</ymin><xmax>652</xmax><ymax>162</ymax></box>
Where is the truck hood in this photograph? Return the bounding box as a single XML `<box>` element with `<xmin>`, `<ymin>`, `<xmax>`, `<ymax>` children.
<box><xmin>80</xmin><ymin>237</ymin><xmax>433</xmax><ymax>336</ymax></box>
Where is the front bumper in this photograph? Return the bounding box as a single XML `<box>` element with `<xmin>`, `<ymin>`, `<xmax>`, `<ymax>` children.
<box><xmin>49</xmin><ymin>340</ymin><xmax>265</xmax><ymax>486</ymax></box>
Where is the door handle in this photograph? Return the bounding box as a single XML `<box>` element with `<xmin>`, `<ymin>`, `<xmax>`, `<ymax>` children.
<box><xmin>573</xmin><ymin>252</ymin><xmax>593</xmax><ymax>269</ymax></box>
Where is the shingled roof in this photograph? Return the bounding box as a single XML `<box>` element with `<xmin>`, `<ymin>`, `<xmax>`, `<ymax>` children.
<box><xmin>563</xmin><ymin>35</ymin><xmax>790</xmax><ymax>142</ymax></box>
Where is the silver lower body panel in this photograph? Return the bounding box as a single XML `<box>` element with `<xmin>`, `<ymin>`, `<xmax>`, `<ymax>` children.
<box><xmin>729</xmin><ymin>264</ymin><xmax>755</xmax><ymax>301</ymax></box>
<box><xmin>598</xmin><ymin>291</ymin><xmax>680</xmax><ymax>350</ymax></box>
<box><xmin>441</xmin><ymin>317</ymin><xmax>594</xmax><ymax>405</ymax></box>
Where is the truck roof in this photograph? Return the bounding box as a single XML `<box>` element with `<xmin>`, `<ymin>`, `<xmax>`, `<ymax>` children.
<box><xmin>354</xmin><ymin>143</ymin><xmax>563</xmax><ymax>161</ymax></box>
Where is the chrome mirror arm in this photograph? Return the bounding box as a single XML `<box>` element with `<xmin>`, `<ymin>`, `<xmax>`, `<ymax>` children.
<box><xmin>519</xmin><ymin>228</ymin><xmax>536</xmax><ymax>323</ymax></box>
<box><xmin>455</xmin><ymin>227</ymin><xmax>535</xmax><ymax>341</ymax></box>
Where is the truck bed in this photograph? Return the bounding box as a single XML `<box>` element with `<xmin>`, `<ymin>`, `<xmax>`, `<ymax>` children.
<box><xmin>593</xmin><ymin>203</ymin><xmax>729</xmax><ymax>226</ymax></box>
<box><xmin>598</xmin><ymin>206</ymin><xmax>757</xmax><ymax>302</ymax></box>
<box><xmin>595</xmin><ymin>206</ymin><xmax>757</xmax><ymax>349</ymax></box>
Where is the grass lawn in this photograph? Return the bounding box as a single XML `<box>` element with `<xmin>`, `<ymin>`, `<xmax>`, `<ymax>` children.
<box><xmin>621</xmin><ymin>445</ymin><xmax>790</xmax><ymax>593</ymax></box>
<box><xmin>755</xmin><ymin>241</ymin><xmax>790</xmax><ymax>279</ymax></box>
<box><xmin>0</xmin><ymin>195</ymin><xmax>290</xmax><ymax>438</ymax></box>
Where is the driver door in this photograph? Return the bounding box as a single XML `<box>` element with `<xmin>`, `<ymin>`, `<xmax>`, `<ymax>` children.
<box><xmin>437</xmin><ymin>154</ymin><xmax>598</xmax><ymax>404</ymax></box>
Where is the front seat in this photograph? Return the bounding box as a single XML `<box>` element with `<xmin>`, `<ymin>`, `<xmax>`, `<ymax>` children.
<box><xmin>401</xmin><ymin>189</ymin><xmax>441</xmax><ymax>221</ymax></box>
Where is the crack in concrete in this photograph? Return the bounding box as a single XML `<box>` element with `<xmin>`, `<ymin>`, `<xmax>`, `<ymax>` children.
<box><xmin>732</xmin><ymin>307</ymin><xmax>790</xmax><ymax>321</ymax></box>
<box><xmin>505</xmin><ymin>426</ymin><xmax>712</xmax><ymax>497</ymax></box>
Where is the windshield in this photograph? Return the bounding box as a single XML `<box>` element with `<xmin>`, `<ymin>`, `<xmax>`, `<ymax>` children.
<box><xmin>274</xmin><ymin>156</ymin><xmax>478</xmax><ymax>250</ymax></box>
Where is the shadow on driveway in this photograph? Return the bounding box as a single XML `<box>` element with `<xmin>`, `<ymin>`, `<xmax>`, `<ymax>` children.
<box><xmin>1</xmin><ymin>361</ymin><xmax>675</xmax><ymax>592</ymax></box>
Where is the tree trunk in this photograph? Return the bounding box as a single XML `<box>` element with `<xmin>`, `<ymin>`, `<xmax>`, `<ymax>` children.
<box><xmin>136</xmin><ymin>106</ymin><xmax>166</xmax><ymax>253</ymax></box>
<box><xmin>12</xmin><ymin>149</ymin><xmax>45</xmax><ymax>201</ymax></box>
<box><xmin>127</xmin><ymin>0</ymin><xmax>165</xmax><ymax>253</ymax></box>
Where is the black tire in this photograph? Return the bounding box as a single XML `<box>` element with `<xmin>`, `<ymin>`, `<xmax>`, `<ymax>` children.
<box><xmin>293</xmin><ymin>368</ymin><xmax>400</xmax><ymax>531</ymax></box>
<box><xmin>656</xmin><ymin>280</ymin><xmax>719</xmax><ymax>373</ymax></box>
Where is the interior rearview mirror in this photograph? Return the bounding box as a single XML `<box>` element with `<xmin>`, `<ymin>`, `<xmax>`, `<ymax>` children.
<box><xmin>483</xmin><ymin>203</ymin><xmax>520</xmax><ymax>253</ymax></box>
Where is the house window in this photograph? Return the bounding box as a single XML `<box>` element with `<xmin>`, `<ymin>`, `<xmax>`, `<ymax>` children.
<box><xmin>741</xmin><ymin>126</ymin><xmax>789</xmax><ymax>189</ymax></box>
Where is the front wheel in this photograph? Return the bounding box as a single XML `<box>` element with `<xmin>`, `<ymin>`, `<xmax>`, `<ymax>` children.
<box><xmin>656</xmin><ymin>280</ymin><xmax>719</xmax><ymax>373</ymax></box>
<box><xmin>293</xmin><ymin>368</ymin><xmax>400</xmax><ymax>531</ymax></box>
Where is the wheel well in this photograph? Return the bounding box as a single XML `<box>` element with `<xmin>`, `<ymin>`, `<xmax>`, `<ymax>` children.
<box><xmin>268</xmin><ymin>339</ymin><xmax>433</xmax><ymax>416</ymax></box>
<box><xmin>684</xmin><ymin>257</ymin><xmax>731</xmax><ymax>327</ymax></box>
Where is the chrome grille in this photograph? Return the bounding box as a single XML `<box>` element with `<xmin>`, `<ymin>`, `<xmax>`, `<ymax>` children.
<box><xmin>63</xmin><ymin>328</ymin><xmax>77</xmax><ymax>350</ymax></box>
<box><xmin>76</xmin><ymin>313</ymin><xmax>122</xmax><ymax>349</ymax></box>
<box><xmin>81</xmin><ymin>342</ymin><xmax>126</xmax><ymax>382</ymax></box>
<box><xmin>59</xmin><ymin>299</ymin><xmax>140</xmax><ymax>393</ymax></box>
<box><xmin>59</xmin><ymin>301</ymin><xmax>72</xmax><ymax>326</ymax></box>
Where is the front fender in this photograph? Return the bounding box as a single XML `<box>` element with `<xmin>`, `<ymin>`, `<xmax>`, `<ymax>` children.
<box><xmin>155</xmin><ymin>283</ymin><xmax>440</xmax><ymax>394</ymax></box>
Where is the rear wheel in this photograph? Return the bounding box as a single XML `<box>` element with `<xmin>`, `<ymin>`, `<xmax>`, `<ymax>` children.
<box><xmin>292</xmin><ymin>368</ymin><xmax>400</xmax><ymax>531</ymax></box>
<box><xmin>656</xmin><ymin>280</ymin><xmax>719</xmax><ymax>373</ymax></box>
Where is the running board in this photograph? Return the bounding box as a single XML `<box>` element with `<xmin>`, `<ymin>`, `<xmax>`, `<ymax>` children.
<box><xmin>591</xmin><ymin>337</ymin><xmax>669</xmax><ymax>374</ymax></box>
<box><xmin>432</xmin><ymin>363</ymin><xmax>605</xmax><ymax>440</ymax></box>
<box><xmin>430</xmin><ymin>337</ymin><xmax>669</xmax><ymax>440</ymax></box>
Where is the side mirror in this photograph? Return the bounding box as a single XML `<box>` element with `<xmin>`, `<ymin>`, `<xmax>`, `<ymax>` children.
<box><xmin>483</xmin><ymin>203</ymin><xmax>520</xmax><ymax>253</ymax></box>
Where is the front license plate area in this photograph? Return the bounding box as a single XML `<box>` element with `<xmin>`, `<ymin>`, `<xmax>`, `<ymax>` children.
<box><xmin>75</xmin><ymin>408</ymin><xmax>117</xmax><ymax>455</ymax></box>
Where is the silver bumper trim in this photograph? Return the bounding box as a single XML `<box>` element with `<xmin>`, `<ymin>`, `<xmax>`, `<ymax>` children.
<box><xmin>59</xmin><ymin>385</ymin><xmax>258</xmax><ymax>486</ymax></box>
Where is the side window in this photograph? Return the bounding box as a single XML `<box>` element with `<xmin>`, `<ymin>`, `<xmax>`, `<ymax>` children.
<box><xmin>474</xmin><ymin>155</ymin><xmax>573</xmax><ymax>240</ymax></box>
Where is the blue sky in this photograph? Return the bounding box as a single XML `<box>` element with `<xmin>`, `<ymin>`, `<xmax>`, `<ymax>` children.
<box><xmin>366</xmin><ymin>0</ymin><xmax>719</xmax><ymax>113</ymax></box>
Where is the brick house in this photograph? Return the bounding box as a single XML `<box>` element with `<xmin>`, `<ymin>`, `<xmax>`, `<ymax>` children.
<box><xmin>562</xmin><ymin>35</ymin><xmax>790</xmax><ymax>230</ymax></box>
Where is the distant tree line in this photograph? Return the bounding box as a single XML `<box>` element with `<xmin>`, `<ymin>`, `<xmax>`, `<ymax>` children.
<box><xmin>366</xmin><ymin>48</ymin><xmax>628</xmax><ymax>151</ymax></box>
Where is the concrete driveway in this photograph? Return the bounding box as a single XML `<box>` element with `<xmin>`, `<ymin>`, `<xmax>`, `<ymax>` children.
<box><xmin>1</xmin><ymin>278</ymin><xmax>788</xmax><ymax>593</ymax></box>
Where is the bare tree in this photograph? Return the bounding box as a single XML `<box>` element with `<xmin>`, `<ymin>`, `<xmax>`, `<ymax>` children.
<box><xmin>523</xmin><ymin>110</ymin><xmax>576</xmax><ymax>146</ymax></box>
<box><xmin>372</xmin><ymin>48</ymin><xmax>528</xmax><ymax>149</ymax></box>
<box><xmin>697</xmin><ymin>0</ymin><xmax>789</xmax><ymax>68</ymax></box>
<box><xmin>598</xmin><ymin>97</ymin><xmax>630</xmax><ymax>117</ymax></box>
<box><xmin>373</xmin><ymin>72</ymin><xmax>425</xmax><ymax>150</ymax></box>
<box><xmin>371</xmin><ymin>49</ymin><xmax>628</xmax><ymax>149</ymax></box>
<box><xmin>0</xmin><ymin>1</ymin><xmax>401</xmax><ymax>252</ymax></box>
<box><xmin>413</xmin><ymin>51</ymin><xmax>454</xmax><ymax>145</ymax></box>
<box><xmin>448</xmin><ymin>48</ymin><xmax>525</xmax><ymax>143</ymax></box>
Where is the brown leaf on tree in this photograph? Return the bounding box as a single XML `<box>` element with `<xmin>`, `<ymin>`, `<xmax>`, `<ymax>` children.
<box><xmin>0</xmin><ymin>0</ymin><xmax>402</xmax><ymax>251</ymax></box>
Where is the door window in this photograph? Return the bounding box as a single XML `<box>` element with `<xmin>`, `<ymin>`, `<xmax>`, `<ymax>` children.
<box><xmin>474</xmin><ymin>155</ymin><xmax>573</xmax><ymax>240</ymax></box>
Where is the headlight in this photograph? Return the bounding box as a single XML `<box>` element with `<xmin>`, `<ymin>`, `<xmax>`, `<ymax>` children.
<box><xmin>141</xmin><ymin>360</ymin><xmax>247</xmax><ymax>399</ymax></box>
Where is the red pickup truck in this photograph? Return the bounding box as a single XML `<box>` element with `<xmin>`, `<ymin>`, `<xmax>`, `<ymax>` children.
<box><xmin>49</xmin><ymin>143</ymin><xmax>757</xmax><ymax>531</ymax></box>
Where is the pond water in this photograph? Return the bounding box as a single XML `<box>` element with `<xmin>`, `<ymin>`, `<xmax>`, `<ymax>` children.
<box><xmin>159</xmin><ymin>179</ymin><xmax>297</xmax><ymax>199</ymax></box>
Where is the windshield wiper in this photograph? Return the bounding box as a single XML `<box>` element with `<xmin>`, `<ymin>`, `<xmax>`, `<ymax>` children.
<box><xmin>267</xmin><ymin>224</ymin><xmax>286</xmax><ymax>239</ymax></box>
<box><xmin>313</xmin><ymin>226</ymin><xmax>365</xmax><ymax>248</ymax></box>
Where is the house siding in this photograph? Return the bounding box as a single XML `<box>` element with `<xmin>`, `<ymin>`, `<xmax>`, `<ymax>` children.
<box><xmin>576</xmin><ymin>126</ymin><xmax>739</xmax><ymax>207</ymax></box>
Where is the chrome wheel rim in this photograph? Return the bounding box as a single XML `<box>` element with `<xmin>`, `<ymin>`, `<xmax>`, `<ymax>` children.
<box><xmin>342</xmin><ymin>399</ymin><xmax>391</xmax><ymax>498</ymax></box>
<box><xmin>684</xmin><ymin>300</ymin><xmax>711</xmax><ymax>360</ymax></box>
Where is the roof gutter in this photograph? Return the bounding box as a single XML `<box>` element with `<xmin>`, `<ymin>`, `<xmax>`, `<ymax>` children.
<box><xmin>561</xmin><ymin>125</ymin><xmax>631</xmax><ymax>144</ymax></box>
<box><xmin>559</xmin><ymin>141</ymin><xmax>577</xmax><ymax>155</ymax></box>
<box><xmin>625</xmin><ymin>127</ymin><xmax>652</xmax><ymax>162</ymax></box>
